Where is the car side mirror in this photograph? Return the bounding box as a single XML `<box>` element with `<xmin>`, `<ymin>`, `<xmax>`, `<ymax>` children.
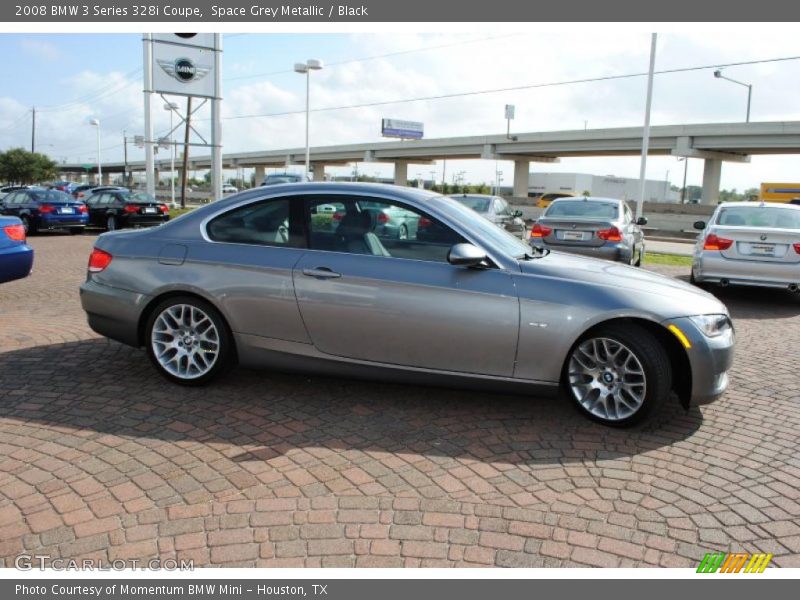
<box><xmin>636</xmin><ymin>216</ymin><xmax>648</xmax><ymax>226</ymax></box>
<box><xmin>447</xmin><ymin>243</ymin><xmax>487</xmax><ymax>268</ymax></box>
<box><xmin>693</xmin><ymin>220</ymin><xmax>706</xmax><ymax>230</ymax></box>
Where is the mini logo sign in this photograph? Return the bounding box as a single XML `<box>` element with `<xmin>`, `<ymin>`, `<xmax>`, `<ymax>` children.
<box><xmin>157</xmin><ymin>58</ymin><xmax>211</xmax><ymax>84</ymax></box>
<box><xmin>696</xmin><ymin>552</ymin><xmax>772</xmax><ymax>573</ymax></box>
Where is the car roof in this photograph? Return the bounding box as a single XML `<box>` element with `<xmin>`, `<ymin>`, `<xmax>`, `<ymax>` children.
<box><xmin>549</xmin><ymin>196</ymin><xmax>623</xmax><ymax>204</ymax></box>
<box><xmin>716</xmin><ymin>201</ymin><xmax>800</xmax><ymax>210</ymax></box>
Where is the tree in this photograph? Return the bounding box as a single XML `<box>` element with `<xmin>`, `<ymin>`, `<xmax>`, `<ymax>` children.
<box><xmin>0</xmin><ymin>148</ymin><xmax>58</xmax><ymax>184</ymax></box>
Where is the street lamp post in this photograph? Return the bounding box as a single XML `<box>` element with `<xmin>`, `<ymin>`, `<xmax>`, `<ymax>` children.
<box><xmin>714</xmin><ymin>69</ymin><xmax>752</xmax><ymax>123</ymax></box>
<box><xmin>294</xmin><ymin>59</ymin><xmax>324</xmax><ymax>179</ymax></box>
<box><xmin>164</xmin><ymin>102</ymin><xmax>179</xmax><ymax>206</ymax></box>
<box><xmin>89</xmin><ymin>119</ymin><xmax>101</xmax><ymax>185</ymax></box>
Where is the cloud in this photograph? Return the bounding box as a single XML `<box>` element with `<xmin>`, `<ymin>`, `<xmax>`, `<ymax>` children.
<box><xmin>19</xmin><ymin>38</ymin><xmax>60</xmax><ymax>61</ymax></box>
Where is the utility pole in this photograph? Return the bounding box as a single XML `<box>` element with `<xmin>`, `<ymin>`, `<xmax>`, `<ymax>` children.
<box><xmin>636</xmin><ymin>33</ymin><xmax>657</xmax><ymax>221</ymax></box>
<box><xmin>123</xmin><ymin>130</ymin><xmax>129</xmax><ymax>188</ymax></box>
<box><xmin>180</xmin><ymin>97</ymin><xmax>192</xmax><ymax>210</ymax></box>
<box><xmin>30</xmin><ymin>107</ymin><xmax>36</xmax><ymax>153</ymax></box>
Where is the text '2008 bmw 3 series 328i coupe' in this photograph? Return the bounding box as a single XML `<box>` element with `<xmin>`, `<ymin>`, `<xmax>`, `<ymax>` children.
<box><xmin>80</xmin><ymin>183</ymin><xmax>734</xmax><ymax>426</ymax></box>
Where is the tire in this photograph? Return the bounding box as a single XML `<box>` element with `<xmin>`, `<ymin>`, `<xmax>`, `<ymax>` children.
<box><xmin>563</xmin><ymin>323</ymin><xmax>672</xmax><ymax>427</ymax></box>
<box><xmin>106</xmin><ymin>214</ymin><xmax>117</xmax><ymax>231</ymax></box>
<box><xmin>144</xmin><ymin>296</ymin><xmax>235</xmax><ymax>386</ymax></box>
<box><xmin>398</xmin><ymin>224</ymin><xmax>408</xmax><ymax>240</ymax></box>
<box><xmin>21</xmin><ymin>215</ymin><xmax>36</xmax><ymax>235</ymax></box>
<box><xmin>69</xmin><ymin>228</ymin><xmax>83</xmax><ymax>235</ymax></box>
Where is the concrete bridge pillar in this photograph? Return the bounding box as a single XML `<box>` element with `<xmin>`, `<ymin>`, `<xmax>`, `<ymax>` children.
<box><xmin>513</xmin><ymin>160</ymin><xmax>529</xmax><ymax>198</ymax></box>
<box><xmin>394</xmin><ymin>161</ymin><xmax>408</xmax><ymax>186</ymax></box>
<box><xmin>311</xmin><ymin>163</ymin><xmax>326</xmax><ymax>182</ymax></box>
<box><xmin>701</xmin><ymin>159</ymin><xmax>722</xmax><ymax>205</ymax></box>
<box><xmin>253</xmin><ymin>165</ymin><xmax>268</xmax><ymax>185</ymax></box>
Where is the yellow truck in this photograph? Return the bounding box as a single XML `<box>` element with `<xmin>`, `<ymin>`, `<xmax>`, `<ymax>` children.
<box><xmin>759</xmin><ymin>183</ymin><xmax>800</xmax><ymax>203</ymax></box>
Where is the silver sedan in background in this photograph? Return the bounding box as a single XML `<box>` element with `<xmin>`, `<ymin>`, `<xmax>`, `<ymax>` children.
<box><xmin>691</xmin><ymin>201</ymin><xmax>800</xmax><ymax>291</ymax></box>
<box><xmin>80</xmin><ymin>183</ymin><xmax>733</xmax><ymax>427</ymax></box>
<box><xmin>530</xmin><ymin>197</ymin><xmax>647</xmax><ymax>265</ymax></box>
<box><xmin>449</xmin><ymin>194</ymin><xmax>526</xmax><ymax>238</ymax></box>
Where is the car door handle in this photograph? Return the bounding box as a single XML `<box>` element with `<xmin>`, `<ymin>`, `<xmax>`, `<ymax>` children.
<box><xmin>302</xmin><ymin>267</ymin><xmax>341</xmax><ymax>279</ymax></box>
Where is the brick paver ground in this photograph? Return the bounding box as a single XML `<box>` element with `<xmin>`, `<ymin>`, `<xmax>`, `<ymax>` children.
<box><xmin>1</xmin><ymin>233</ymin><xmax>798</xmax><ymax>568</ymax></box>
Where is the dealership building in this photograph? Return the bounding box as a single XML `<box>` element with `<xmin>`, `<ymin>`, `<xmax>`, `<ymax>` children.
<box><xmin>529</xmin><ymin>172</ymin><xmax>680</xmax><ymax>203</ymax></box>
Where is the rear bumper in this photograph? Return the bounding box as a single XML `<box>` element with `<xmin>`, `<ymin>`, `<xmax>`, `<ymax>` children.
<box><xmin>39</xmin><ymin>214</ymin><xmax>88</xmax><ymax>229</ymax></box>
<box><xmin>664</xmin><ymin>316</ymin><xmax>735</xmax><ymax>405</ymax></box>
<box><xmin>0</xmin><ymin>244</ymin><xmax>34</xmax><ymax>283</ymax></box>
<box><xmin>531</xmin><ymin>239</ymin><xmax>632</xmax><ymax>263</ymax></box>
<box><xmin>121</xmin><ymin>214</ymin><xmax>169</xmax><ymax>228</ymax></box>
<box><xmin>79</xmin><ymin>278</ymin><xmax>151</xmax><ymax>347</ymax></box>
<box><xmin>693</xmin><ymin>251</ymin><xmax>800</xmax><ymax>289</ymax></box>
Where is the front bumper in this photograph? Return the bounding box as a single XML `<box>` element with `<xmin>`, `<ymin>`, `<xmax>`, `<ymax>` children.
<box><xmin>663</xmin><ymin>316</ymin><xmax>735</xmax><ymax>405</ymax></box>
<box><xmin>693</xmin><ymin>251</ymin><xmax>800</xmax><ymax>290</ymax></box>
<box><xmin>531</xmin><ymin>239</ymin><xmax>632</xmax><ymax>263</ymax></box>
<box><xmin>79</xmin><ymin>278</ymin><xmax>151</xmax><ymax>347</ymax></box>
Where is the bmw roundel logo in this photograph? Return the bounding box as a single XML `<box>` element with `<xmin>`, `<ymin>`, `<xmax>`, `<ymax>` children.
<box><xmin>174</xmin><ymin>58</ymin><xmax>196</xmax><ymax>82</ymax></box>
<box><xmin>760</xmin><ymin>234</ymin><xmax>767</xmax><ymax>241</ymax></box>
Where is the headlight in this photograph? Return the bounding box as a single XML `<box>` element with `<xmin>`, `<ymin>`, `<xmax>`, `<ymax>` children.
<box><xmin>689</xmin><ymin>314</ymin><xmax>732</xmax><ymax>338</ymax></box>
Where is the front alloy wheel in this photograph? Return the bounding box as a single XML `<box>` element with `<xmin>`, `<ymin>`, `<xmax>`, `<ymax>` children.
<box><xmin>145</xmin><ymin>297</ymin><xmax>233</xmax><ymax>385</ymax></box>
<box><xmin>566</xmin><ymin>325</ymin><xmax>671</xmax><ymax>425</ymax></box>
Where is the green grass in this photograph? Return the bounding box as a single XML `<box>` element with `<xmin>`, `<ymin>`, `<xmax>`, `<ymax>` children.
<box><xmin>643</xmin><ymin>252</ymin><xmax>693</xmax><ymax>267</ymax></box>
<box><xmin>167</xmin><ymin>206</ymin><xmax>197</xmax><ymax>220</ymax></box>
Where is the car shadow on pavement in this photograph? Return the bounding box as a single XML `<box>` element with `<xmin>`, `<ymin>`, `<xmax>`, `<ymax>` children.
<box><xmin>0</xmin><ymin>338</ymin><xmax>704</xmax><ymax>472</ymax></box>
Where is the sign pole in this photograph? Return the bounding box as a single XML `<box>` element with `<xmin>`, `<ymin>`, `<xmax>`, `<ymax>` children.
<box><xmin>636</xmin><ymin>33</ymin><xmax>657</xmax><ymax>221</ymax></box>
<box><xmin>210</xmin><ymin>33</ymin><xmax>223</xmax><ymax>202</ymax></box>
<box><xmin>143</xmin><ymin>33</ymin><xmax>155</xmax><ymax>196</ymax></box>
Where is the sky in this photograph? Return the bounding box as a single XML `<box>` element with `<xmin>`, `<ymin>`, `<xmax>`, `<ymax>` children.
<box><xmin>1</xmin><ymin>30</ymin><xmax>800</xmax><ymax>191</ymax></box>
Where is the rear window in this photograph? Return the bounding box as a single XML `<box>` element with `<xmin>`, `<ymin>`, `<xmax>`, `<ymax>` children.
<box><xmin>122</xmin><ymin>192</ymin><xmax>157</xmax><ymax>203</ymax></box>
<box><xmin>716</xmin><ymin>206</ymin><xmax>800</xmax><ymax>229</ymax></box>
<box><xmin>30</xmin><ymin>190</ymin><xmax>72</xmax><ymax>203</ymax></box>
<box><xmin>545</xmin><ymin>200</ymin><xmax>619</xmax><ymax>219</ymax></box>
<box><xmin>452</xmin><ymin>196</ymin><xmax>491</xmax><ymax>212</ymax></box>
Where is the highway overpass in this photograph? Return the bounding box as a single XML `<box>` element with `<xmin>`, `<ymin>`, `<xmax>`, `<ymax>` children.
<box><xmin>59</xmin><ymin>121</ymin><xmax>800</xmax><ymax>204</ymax></box>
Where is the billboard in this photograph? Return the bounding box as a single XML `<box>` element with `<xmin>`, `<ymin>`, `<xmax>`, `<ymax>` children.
<box><xmin>381</xmin><ymin>119</ymin><xmax>424</xmax><ymax>139</ymax></box>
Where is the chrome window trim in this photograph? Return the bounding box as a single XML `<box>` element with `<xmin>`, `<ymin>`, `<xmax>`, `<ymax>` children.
<box><xmin>198</xmin><ymin>189</ymin><xmax>514</xmax><ymax>270</ymax></box>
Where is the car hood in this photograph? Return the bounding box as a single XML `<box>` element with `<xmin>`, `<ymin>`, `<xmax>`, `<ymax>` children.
<box><xmin>518</xmin><ymin>250</ymin><xmax>728</xmax><ymax>318</ymax></box>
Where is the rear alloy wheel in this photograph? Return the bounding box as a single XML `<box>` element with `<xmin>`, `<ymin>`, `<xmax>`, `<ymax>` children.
<box><xmin>145</xmin><ymin>297</ymin><xmax>234</xmax><ymax>386</ymax></box>
<box><xmin>106</xmin><ymin>215</ymin><xmax>117</xmax><ymax>231</ymax></box>
<box><xmin>566</xmin><ymin>324</ymin><xmax>671</xmax><ymax>426</ymax></box>
<box><xmin>399</xmin><ymin>224</ymin><xmax>409</xmax><ymax>240</ymax></box>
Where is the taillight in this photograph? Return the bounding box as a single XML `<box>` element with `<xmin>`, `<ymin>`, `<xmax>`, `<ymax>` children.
<box><xmin>418</xmin><ymin>216</ymin><xmax>432</xmax><ymax>228</ymax></box>
<box><xmin>793</xmin><ymin>243</ymin><xmax>800</xmax><ymax>254</ymax></box>
<box><xmin>530</xmin><ymin>223</ymin><xmax>553</xmax><ymax>238</ymax></box>
<box><xmin>38</xmin><ymin>204</ymin><xmax>55</xmax><ymax>214</ymax></box>
<box><xmin>597</xmin><ymin>227</ymin><xmax>622</xmax><ymax>242</ymax></box>
<box><xmin>3</xmin><ymin>224</ymin><xmax>25</xmax><ymax>242</ymax></box>
<box><xmin>123</xmin><ymin>204</ymin><xmax>140</xmax><ymax>214</ymax></box>
<box><xmin>88</xmin><ymin>248</ymin><xmax>112</xmax><ymax>273</ymax></box>
<box><xmin>77</xmin><ymin>204</ymin><xmax>88</xmax><ymax>214</ymax></box>
<box><xmin>376</xmin><ymin>212</ymin><xmax>390</xmax><ymax>223</ymax></box>
<box><xmin>160</xmin><ymin>204</ymin><xmax>169</xmax><ymax>214</ymax></box>
<box><xmin>332</xmin><ymin>212</ymin><xmax>344</xmax><ymax>221</ymax></box>
<box><xmin>77</xmin><ymin>192</ymin><xmax>85</xmax><ymax>199</ymax></box>
<box><xmin>704</xmin><ymin>234</ymin><xmax>733</xmax><ymax>251</ymax></box>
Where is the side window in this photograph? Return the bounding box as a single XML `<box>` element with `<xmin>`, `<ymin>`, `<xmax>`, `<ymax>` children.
<box><xmin>495</xmin><ymin>198</ymin><xmax>510</xmax><ymax>215</ymax></box>
<box><xmin>4</xmin><ymin>193</ymin><xmax>18</xmax><ymax>205</ymax></box>
<box><xmin>306</xmin><ymin>196</ymin><xmax>465</xmax><ymax>263</ymax></box>
<box><xmin>207</xmin><ymin>198</ymin><xmax>293</xmax><ymax>246</ymax></box>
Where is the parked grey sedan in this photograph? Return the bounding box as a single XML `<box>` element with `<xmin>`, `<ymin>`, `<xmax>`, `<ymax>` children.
<box><xmin>530</xmin><ymin>197</ymin><xmax>647</xmax><ymax>265</ymax></box>
<box><xmin>80</xmin><ymin>183</ymin><xmax>733</xmax><ymax>426</ymax></box>
<box><xmin>691</xmin><ymin>201</ymin><xmax>800</xmax><ymax>290</ymax></box>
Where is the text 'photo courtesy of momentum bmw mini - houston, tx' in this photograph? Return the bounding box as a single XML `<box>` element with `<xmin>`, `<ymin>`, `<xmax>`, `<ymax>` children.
<box><xmin>80</xmin><ymin>182</ymin><xmax>734</xmax><ymax>427</ymax></box>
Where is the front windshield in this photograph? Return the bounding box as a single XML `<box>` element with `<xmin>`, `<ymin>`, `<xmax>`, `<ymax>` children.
<box><xmin>545</xmin><ymin>200</ymin><xmax>619</xmax><ymax>219</ymax></box>
<box><xmin>452</xmin><ymin>196</ymin><xmax>491</xmax><ymax>213</ymax></box>
<box><xmin>715</xmin><ymin>205</ymin><xmax>800</xmax><ymax>229</ymax></box>
<box><xmin>436</xmin><ymin>195</ymin><xmax>531</xmax><ymax>258</ymax></box>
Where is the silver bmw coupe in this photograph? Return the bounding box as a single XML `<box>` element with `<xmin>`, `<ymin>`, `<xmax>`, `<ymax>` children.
<box><xmin>80</xmin><ymin>183</ymin><xmax>734</xmax><ymax>426</ymax></box>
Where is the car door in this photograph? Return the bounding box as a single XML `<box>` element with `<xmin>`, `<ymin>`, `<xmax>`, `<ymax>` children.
<box><xmin>1</xmin><ymin>192</ymin><xmax>19</xmax><ymax>216</ymax></box>
<box><xmin>85</xmin><ymin>193</ymin><xmax>102</xmax><ymax>225</ymax></box>
<box><xmin>293</xmin><ymin>194</ymin><xmax>520</xmax><ymax>377</ymax></box>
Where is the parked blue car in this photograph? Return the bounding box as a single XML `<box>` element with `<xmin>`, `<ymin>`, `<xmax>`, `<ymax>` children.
<box><xmin>0</xmin><ymin>188</ymin><xmax>88</xmax><ymax>234</ymax></box>
<box><xmin>0</xmin><ymin>216</ymin><xmax>34</xmax><ymax>283</ymax></box>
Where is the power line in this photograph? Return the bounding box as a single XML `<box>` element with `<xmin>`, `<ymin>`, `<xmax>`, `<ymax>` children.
<box><xmin>219</xmin><ymin>53</ymin><xmax>800</xmax><ymax>122</ymax></box>
<box><xmin>224</xmin><ymin>34</ymin><xmax>521</xmax><ymax>82</ymax></box>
